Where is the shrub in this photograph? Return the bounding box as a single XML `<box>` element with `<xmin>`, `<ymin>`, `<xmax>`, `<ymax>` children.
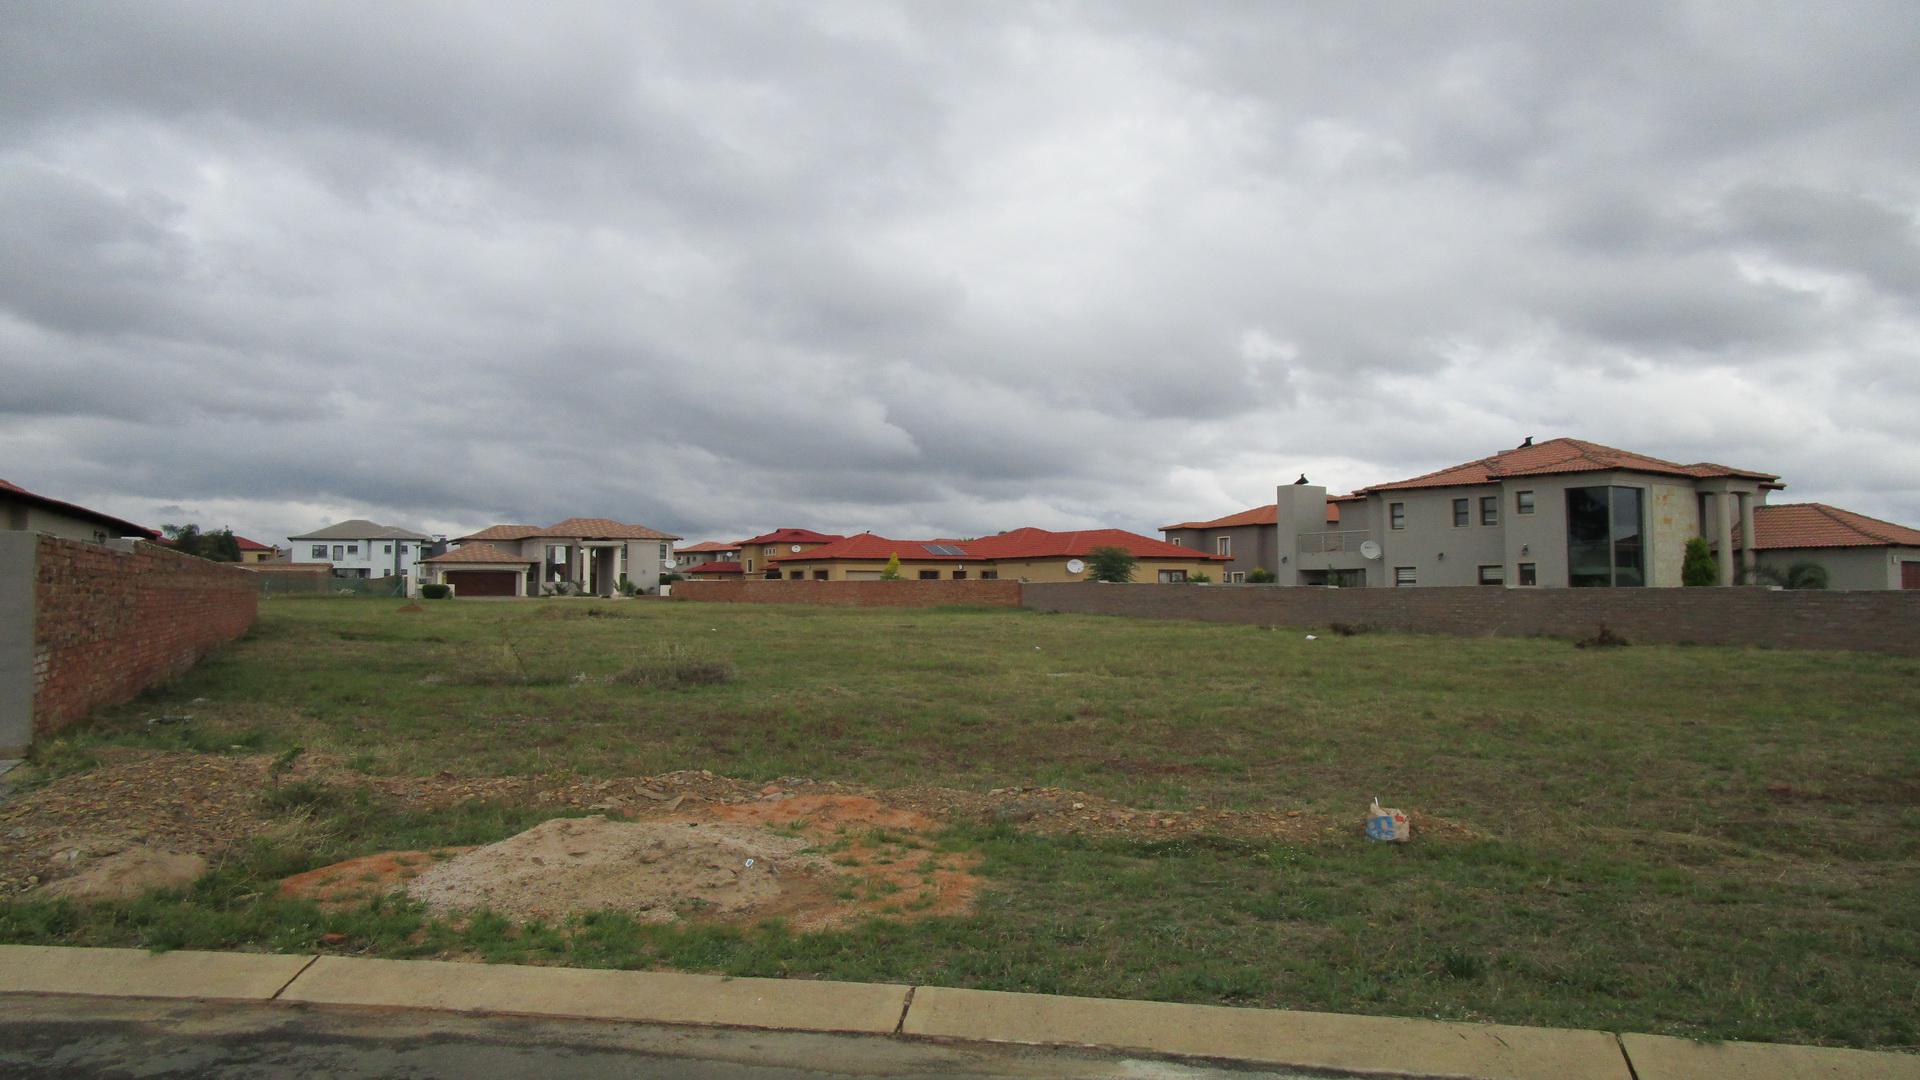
<box><xmin>1681</xmin><ymin>537</ymin><xmax>1717</xmax><ymax>586</ymax></box>
<box><xmin>879</xmin><ymin>554</ymin><xmax>903</xmax><ymax>580</ymax></box>
<box><xmin>1756</xmin><ymin>561</ymin><xmax>1830</xmax><ymax>590</ymax></box>
<box><xmin>1246</xmin><ymin>568</ymin><xmax>1277</xmax><ymax>584</ymax></box>
<box><xmin>1087</xmin><ymin>546</ymin><xmax>1137</xmax><ymax>583</ymax></box>
<box><xmin>1188</xmin><ymin>571</ymin><xmax>1212</xmax><ymax>584</ymax></box>
<box><xmin>616</xmin><ymin>574</ymin><xmax>638</xmax><ymax>597</ymax></box>
<box><xmin>420</xmin><ymin>583</ymin><xmax>451</xmax><ymax>600</ymax></box>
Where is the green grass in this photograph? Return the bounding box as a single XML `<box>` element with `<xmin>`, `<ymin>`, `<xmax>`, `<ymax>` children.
<box><xmin>7</xmin><ymin>597</ymin><xmax>1920</xmax><ymax>1048</ymax></box>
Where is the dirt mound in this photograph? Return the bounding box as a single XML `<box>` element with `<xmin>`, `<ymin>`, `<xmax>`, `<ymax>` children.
<box><xmin>39</xmin><ymin>847</ymin><xmax>206</xmax><ymax>901</ymax></box>
<box><xmin>403</xmin><ymin>816</ymin><xmax>825</xmax><ymax>922</ymax></box>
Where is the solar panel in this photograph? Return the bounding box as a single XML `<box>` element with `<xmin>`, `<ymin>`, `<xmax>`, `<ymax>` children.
<box><xmin>922</xmin><ymin>543</ymin><xmax>965</xmax><ymax>556</ymax></box>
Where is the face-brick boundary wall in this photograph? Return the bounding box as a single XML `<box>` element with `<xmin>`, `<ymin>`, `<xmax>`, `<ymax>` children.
<box><xmin>1020</xmin><ymin>582</ymin><xmax>1920</xmax><ymax>656</ymax></box>
<box><xmin>674</xmin><ymin>579</ymin><xmax>1022</xmax><ymax>608</ymax></box>
<box><xmin>0</xmin><ymin>534</ymin><xmax>259</xmax><ymax>752</ymax></box>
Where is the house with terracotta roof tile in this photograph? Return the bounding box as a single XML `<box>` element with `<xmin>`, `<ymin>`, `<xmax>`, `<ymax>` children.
<box><xmin>735</xmin><ymin>528</ymin><xmax>844</xmax><ymax>578</ymax></box>
<box><xmin>1162</xmin><ymin>494</ymin><xmax>1366</xmax><ymax>583</ymax></box>
<box><xmin>1161</xmin><ymin>437</ymin><xmax>1811</xmax><ymax>589</ymax></box>
<box><xmin>1744</xmin><ymin>504</ymin><xmax>1920</xmax><ymax>590</ymax></box>
<box><xmin>766</xmin><ymin>527</ymin><xmax>1227</xmax><ymax>583</ymax></box>
<box><xmin>440</xmin><ymin>517</ymin><xmax>682</xmax><ymax>596</ymax></box>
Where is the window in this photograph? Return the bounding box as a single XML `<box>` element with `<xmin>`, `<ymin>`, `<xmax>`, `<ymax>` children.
<box><xmin>788</xmin><ymin>570</ymin><xmax>804</xmax><ymax>580</ymax></box>
<box><xmin>1229</xmin><ymin>571</ymin><xmax>1246</xmax><ymax>583</ymax></box>
<box><xmin>918</xmin><ymin>569</ymin><xmax>939</xmax><ymax>580</ymax></box>
<box><xmin>746</xmin><ymin>559</ymin><xmax>754</xmax><ymax>572</ymax></box>
<box><xmin>383</xmin><ymin>544</ymin><xmax>392</xmax><ymax>554</ymax></box>
<box><xmin>1567</xmin><ymin>486</ymin><xmax>1645</xmax><ymax>587</ymax></box>
<box><xmin>1478</xmin><ymin>565</ymin><xmax>1505</xmax><ymax>585</ymax></box>
<box><xmin>1518</xmin><ymin>563</ymin><xmax>1537</xmax><ymax>586</ymax></box>
<box><xmin>311</xmin><ymin>545</ymin><xmax>327</xmax><ymax>559</ymax></box>
<box><xmin>1168</xmin><ymin>537</ymin><xmax>1184</xmax><ymax>546</ymax></box>
<box><xmin>1453</xmin><ymin>498</ymin><xmax>1470</xmax><ymax>527</ymax></box>
<box><xmin>1215</xmin><ymin>535</ymin><xmax>1231</xmax><ymax>558</ymax></box>
<box><xmin>659</xmin><ymin>543</ymin><xmax>668</xmax><ymax>559</ymax></box>
<box><xmin>952</xmin><ymin>570</ymin><xmax>967</xmax><ymax>579</ymax></box>
<box><xmin>980</xmin><ymin>570</ymin><xmax>998</xmax><ymax>580</ymax></box>
<box><xmin>764</xmin><ymin>546</ymin><xmax>776</xmax><ymax>556</ymax></box>
<box><xmin>1480</xmin><ymin>496</ymin><xmax>1498</xmax><ymax>526</ymax></box>
<box><xmin>347</xmin><ymin>544</ymin><xmax>358</xmax><ymax>555</ymax></box>
<box><xmin>1390</xmin><ymin>503</ymin><xmax>1406</xmax><ymax>530</ymax></box>
<box><xmin>1394</xmin><ymin>567</ymin><xmax>1416</xmax><ymax>587</ymax></box>
<box><xmin>1158</xmin><ymin>569</ymin><xmax>1188</xmax><ymax>583</ymax></box>
<box><xmin>332</xmin><ymin>545</ymin><xmax>344</xmax><ymax>560</ymax></box>
<box><xmin>812</xmin><ymin>570</ymin><xmax>829</xmax><ymax>580</ymax></box>
<box><xmin>1516</xmin><ymin>490</ymin><xmax>1535</xmax><ymax>515</ymax></box>
<box><xmin>1331</xmin><ymin>568</ymin><xmax>1366</xmax><ymax>588</ymax></box>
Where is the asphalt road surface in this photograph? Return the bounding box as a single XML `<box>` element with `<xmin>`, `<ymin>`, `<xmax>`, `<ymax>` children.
<box><xmin>0</xmin><ymin>994</ymin><xmax>1320</xmax><ymax>1079</ymax></box>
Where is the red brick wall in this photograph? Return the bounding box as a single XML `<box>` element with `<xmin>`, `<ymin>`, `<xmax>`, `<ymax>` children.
<box><xmin>1021</xmin><ymin>583</ymin><xmax>1920</xmax><ymax>656</ymax></box>
<box><xmin>675</xmin><ymin>579</ymin><xmax>1023</xmax><ymax>608</ymax></box>
<box><xmin>33</xmin><ymin>537</ymin><xmax>259</xmax><ymax>737</ymax></box>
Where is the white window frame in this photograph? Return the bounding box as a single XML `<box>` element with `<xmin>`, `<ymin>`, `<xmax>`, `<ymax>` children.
<box><xmin>1215</xmin><ymin>535</ymin><xmax>1231</xmax><ymax>558</ymax></box>
<box><xmin>1393</xmin><ymin>566</ymin><xmax>1416</xmax><ymax>587</ymax></box>
<box><xmin>1516</xmin><ymin>490</ymin><xmax>1535</xmax><ymax>515</ymax></box>
<box><xmin>1478</xmin><ymin>564</ymin><xmax>1505</xmax><ymax>585</ymax></box>
<box><xmin>1390</xmin><ymin>503</ymin><xmax>1406</xmax><ymax>530</ymax></box>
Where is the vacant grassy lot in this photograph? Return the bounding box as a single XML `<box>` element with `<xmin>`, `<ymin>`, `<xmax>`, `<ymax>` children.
<box><xmin>5</xmin><ymin>597</ymin><xmax>1918</xmax><ymax>1048</ymax></box>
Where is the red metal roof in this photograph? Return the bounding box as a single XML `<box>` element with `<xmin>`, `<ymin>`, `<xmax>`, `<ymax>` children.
<box><xmin>773</xmin><ymin>528</ymin><xmax>1229</xmax><ymax>564</ymax></box>
<box><xmin>738</xmin><ymin>528</ymin><xmax>845</xmax><ymax>546</ymax></box>
<box><xmin>682</xmin><ymin>560</ymin><xmax>746</xmax><ymax>574</ymax></box>
<box><xmin>0</xmin><ymin>478</ymin><xmax>159</xmax><ymax>539</ymax></box>
<box><xmin>1363</xmin><ymin>438</ymin><xmax>1779</xmax><ymax>493</ymax></box>
<box><xmin>1742</xmin><ymin>503</ymin><xmax>1920</xmax><ymax>551</ymax></box>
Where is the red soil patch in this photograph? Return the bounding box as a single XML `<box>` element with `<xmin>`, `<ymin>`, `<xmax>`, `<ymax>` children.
<box><xmin>278</xmin><ymin>849</ymin><xmax>469</xmax><ymax>908</ymax></box>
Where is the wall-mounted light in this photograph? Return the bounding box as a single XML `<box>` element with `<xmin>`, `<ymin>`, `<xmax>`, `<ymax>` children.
<box><xmin>1280</xmin><ymin>555</ymin><xmax>1288</xmax><ymax>563</ymax></box>
<box><xmin>1437</xmin><ymin>552</ymin><xmax>1446</xmax><ymax>561</ymax></box>
<box><xmin>1521</xmin><ymin>544</ymin><xmax>1530</xmax><ymax>556</ymax></box>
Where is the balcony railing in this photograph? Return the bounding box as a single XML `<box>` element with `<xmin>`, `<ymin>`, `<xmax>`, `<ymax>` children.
<box><xmin>1296</xmin><ymin>529</ymin><xmax>1372</xmax><ymax>554</ymax></box>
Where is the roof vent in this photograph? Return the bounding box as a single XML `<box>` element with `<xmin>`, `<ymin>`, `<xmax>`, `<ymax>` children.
<box><xmin>1519</xmin><ymin>435</ymin><xmax>1534</xmax><ymax>448</ymax></box>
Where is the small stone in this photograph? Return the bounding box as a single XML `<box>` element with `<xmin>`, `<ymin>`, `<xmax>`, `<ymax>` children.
<box><xmin>318</xmin><ymin>932</ymin><xmax>348</xmax><ymax>945</ymax></box>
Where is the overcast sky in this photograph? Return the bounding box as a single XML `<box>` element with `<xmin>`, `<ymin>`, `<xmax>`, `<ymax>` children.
<box><xmin>3</xmin><ymin>2</ymin><xmax>1917</xmax><ymax>545</ymax></box>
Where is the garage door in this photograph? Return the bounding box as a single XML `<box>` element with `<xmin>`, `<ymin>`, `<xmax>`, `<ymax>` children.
<box><xmin>445</xmin><ymin>570</ymin><xmax>518</xmax><ymax>597</ymax></box>
<box><xmin>1903</xmin><ymin>561</ymin><xmax>1920</xmax><ymax>589</ymax></box>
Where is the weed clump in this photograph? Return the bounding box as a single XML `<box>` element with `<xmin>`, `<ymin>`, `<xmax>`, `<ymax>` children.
<box><xmin>612</xmin><ymin>646</ymin><xmax>736</xmax><ymax>689</ymax></box>
<box><xmin>1327</xmin><ymin>622</ymin><xmax>1370</xmax><ymax>637</ymax></box>
<box><xmin>1575</xmin><ymin>624</ymin><xmax>1631</xmax><ymax>649</ymax></box>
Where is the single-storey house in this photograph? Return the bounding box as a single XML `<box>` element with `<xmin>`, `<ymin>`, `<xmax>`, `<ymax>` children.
<box><xmin>1</xmin><ymin>478</ymin><xmax>157</xmax><ymax>544</ymax></box>
<box><xmin>1743</xmin><ymin>503</ymin><xmax>1920</xmax><ymax>590</ymax></box>
<box><xmin>737</xmin><ymin>529</ymin><xmax>844</xmax><ymax>578</ymax></box>
<box><xmin>767</xmin><ymin>527</ymin><xmax>1228</xmax><ymax>582</ymax></box>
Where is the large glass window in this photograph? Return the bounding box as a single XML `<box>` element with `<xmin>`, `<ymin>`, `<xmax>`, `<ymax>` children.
<box><xmin>1566</xmin><ymin>486</ymin><xmax>1644</xmax><ymax>587</ymax></box>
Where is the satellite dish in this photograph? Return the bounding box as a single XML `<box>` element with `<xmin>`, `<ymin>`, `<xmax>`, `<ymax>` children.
<box><xmin>1359</xmin><ymin>540</ymin><xmax>1383</xmax><ymax>560</ymax></box>
<box><xmin>1065</xmin><ymin>558</ymin><xmax>1087</xmax><ymax>575</ymax></box>
<box><xmin>663</xmin><ymin>557</ymin><xmax>677</xmax><ymax>568</ymax></box>
<box><xmin>790</xmin><ymin>544</ymin><xmax>803</xmax><ymax>552</ymax></box>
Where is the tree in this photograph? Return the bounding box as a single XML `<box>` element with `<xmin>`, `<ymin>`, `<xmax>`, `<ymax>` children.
<box><xmin>161</xmin><ymin>523</ymin><xmax>242</xmax><ymax>562</ymax></box>
<box><xmin>1681</xmin><ymin>537</ymin><xmax>1718</xmax><ymax>586</ymax></box>
<box><xmin>1086</xmin><ymin>546</ymin><xmax>1137</xmax><ymax>583</ymax></box>
<box><xmin>879</xmin><ymin>553</ymin><xmax>903</xmax><ymax>580</ymax></box>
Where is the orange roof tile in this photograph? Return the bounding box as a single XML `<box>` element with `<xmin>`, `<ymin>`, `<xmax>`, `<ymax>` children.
<box><xmin>534</xmin><ymin>517</ymin><xmax>680</xmax><ymax>540</ymax></box>
<box><xmin>457</xmin><ymin>524</ymin><xmax>546</xmax><ymax>542</ymax></box>
<box><xmin>1743</xmin><ymin>503</ymin><xmax>1920</xmax><ymax>551</ymax></box>
<box><xmin>677</xmin><ymin>540</ymin><xmax>741</xmax><ymax>554</ymax></box>
<box><xmin>683</xmin><ymin>560</ymin><xmax>745</xmax><ymax>574</ymax></box>
<box><xmin>425</xmin><ymin>542</ymin><xmax>535</xmax><ymax>564</ymax></box>
<box><xmin>1363</xmin><ymin>438</ymin><xmax>1779</xmax><ymax>493</ymax></box>
<box><xmin>1161</xmin><ymin>498</ymin><xmax>1349</xmax><ymax>531</ymax></box>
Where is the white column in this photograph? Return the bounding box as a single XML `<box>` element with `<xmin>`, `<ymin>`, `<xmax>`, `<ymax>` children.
<box><xmin>1716</xmin><ymin>491</ymin><xmax>1735</xmax><ymax>587</ymax></box>
<box><xmin>1738</xmin><ymin>492</ymin><xmax>1756</xmax><ymax>584</ymax></box>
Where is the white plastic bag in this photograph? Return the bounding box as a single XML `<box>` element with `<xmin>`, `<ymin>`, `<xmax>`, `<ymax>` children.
<box><xmin>1365</xmin><ymin>798</ymin><xmax>1410</xmax><ymax>842</ymax></box>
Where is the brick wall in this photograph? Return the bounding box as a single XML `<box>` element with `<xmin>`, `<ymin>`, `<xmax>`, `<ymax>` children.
<box><xmin>32</xmin><ymin>536</ymin><xmax>259</xmax><ymax>737</ymax></box>
<box><xmin>1021</xmin><ymin>583</ymin><xmax>1920</xmax><ymax>656</ymax></box>
<box><xmin>675</xmin><ymin>579</ymin><xmax>1023</xmax><ymax>608</ymax></box>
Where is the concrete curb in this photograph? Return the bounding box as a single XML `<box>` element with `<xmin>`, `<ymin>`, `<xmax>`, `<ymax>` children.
<box><xmin>3</xmin><ymin>946</ymin><xmax>1916</xmax><ymax>1079</ymax></box>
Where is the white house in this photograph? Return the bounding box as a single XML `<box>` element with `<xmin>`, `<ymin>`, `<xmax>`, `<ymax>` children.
<box><xmin>287</xmin><ymin>519</ymin><xmax>432</xmax><ymax>581</ymax></box>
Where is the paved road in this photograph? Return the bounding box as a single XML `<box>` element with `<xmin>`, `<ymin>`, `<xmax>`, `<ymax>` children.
<box><xmin>0</xmin><ymin>994</ymin><xmax>1319</xmax><ymax>1079</ymax></box>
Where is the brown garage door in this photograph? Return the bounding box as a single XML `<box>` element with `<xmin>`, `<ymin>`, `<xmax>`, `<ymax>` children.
<box><xmin>445</xmin><ymin>570</ymin><xmax>517</xmax><ymax>597</ymax></box>
<box><xmin>1903</xmin><ymin>561</ymin><xmax>1920</xmax><ymax>590</ymax></box>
